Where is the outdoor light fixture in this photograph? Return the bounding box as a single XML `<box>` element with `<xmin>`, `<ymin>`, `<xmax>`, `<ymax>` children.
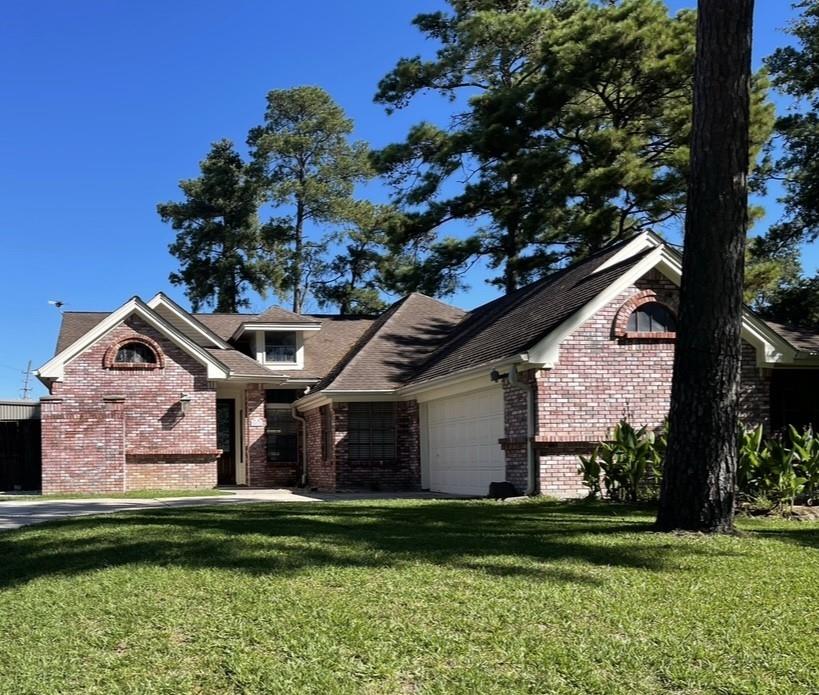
<box><xmin>490</xmin><ymin>369</ymin><xmax>508</xmax><ymax>383</ymax></box>
<box><xmin>179</xmin><ymin>392</ymin><xmax>192</xmax><ymax>415</ymax></box>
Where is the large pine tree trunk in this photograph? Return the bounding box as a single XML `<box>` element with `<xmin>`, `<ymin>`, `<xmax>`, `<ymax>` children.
<box><xmin>656</xmin><ymin>0</ymin><xmax>754</xmax><ymax>533</ymax></box>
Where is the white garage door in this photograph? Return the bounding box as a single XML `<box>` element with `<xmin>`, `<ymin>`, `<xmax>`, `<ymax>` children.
<box><xmin>427</xmin><ymin>387</ymin><xmax>505</xmax><ymax>496</ymax></box>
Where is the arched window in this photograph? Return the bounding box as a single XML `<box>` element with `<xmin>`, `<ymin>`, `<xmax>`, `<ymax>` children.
<box><xmin>626</xmin><ymin>303</ymin><xmax>676</xmax><ymax>333</ymax></box>
<box><xmin>115</xmin><ymin>342</ymin><xmax>157</xmax><ymax>364</ymax></box>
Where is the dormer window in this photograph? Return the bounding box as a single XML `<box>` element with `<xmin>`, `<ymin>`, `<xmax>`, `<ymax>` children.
<box><xmin>265</xmin><ymin>332</ymin><xmax>297</xmax><ymax>363</ymax></box>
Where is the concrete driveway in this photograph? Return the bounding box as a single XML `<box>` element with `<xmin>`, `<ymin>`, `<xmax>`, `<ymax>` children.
<box><xmin>0</xmin><ymin>489</ymin><xmax>448</xmax><ymax>531</ymax></box>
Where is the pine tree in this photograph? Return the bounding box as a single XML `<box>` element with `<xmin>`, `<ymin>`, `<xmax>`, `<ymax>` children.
<box><xmin>312</xmin><ymin>202</ymin><xmax>395</xmax><ymax>315</ymax></box>
<box><xmin>248</xmin><ymin>87</ymin><xmax>373</xmax><ymax>313</ymax></box>
<box><xmin>376</xmin><ymin>0</ymin><xmax>774</xmax><ymax>296</ymax></box>
<box><xmin>158</xmin><ymin>140</ymin><xmax>269</xmax><ymax>313</ymax></box>
<box><xmin>657</xmin><ymin>0</ymin><xmax>755</xmax><ymax>533</ymax></box>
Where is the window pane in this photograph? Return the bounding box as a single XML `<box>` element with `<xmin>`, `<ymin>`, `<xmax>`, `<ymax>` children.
<box><xmin>266</xmin><ymin>407</ymin><xmax>298</xmax><ymax>462</ymax></box>
<box><xmin>348</xmin><ymin>403</ymin><xmax>396</xmax><ymax>461</ymax></box>
<box><xmin>115</xmin><ymin>342</ymin><xmax>156</xmax><ymax>363</ymax></box>
<box><xmin>626</xmin><ymin>303</ymin><xmax>676</xmax><ymax>333</ymax></box>
<box><xmin>636</xmin><ymin>308</ymin><xmax>651</xmax><ymax>332</ymax></box>
<box><xmin>265</xmin><ymin>332</ymin><xmax>297</xmax><ymax>362</ymax></box>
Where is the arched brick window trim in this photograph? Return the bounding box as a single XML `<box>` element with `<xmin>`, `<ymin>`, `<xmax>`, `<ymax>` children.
<box><xmin>103</xmin><ymin>335</ymin><xmax>165</xmax><ymax>370</ymax></box>
<box><xmin>614</xmin><ymin>291</ymin><xmax>677</xmax><ymax>340</ymax></box>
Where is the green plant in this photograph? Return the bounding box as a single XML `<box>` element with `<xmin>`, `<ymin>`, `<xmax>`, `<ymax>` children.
<box><xmin>578</xmin><ymin>420</ymin><xmax>665</xmax><ymax>502</ymax></box>
<box><xmin>737</xmin><ymin>424</ymin><xmax>819</xmax><ymax>511</ymax></box>
<box><xmin>787</xmin><ymin>425</ymin><xmax>819</xmax><ymax>502</ymax></box>
<box><xmin>578</xmin><ymin>451</ymin><xmax>602</xmax><ymax>500</ymax></box>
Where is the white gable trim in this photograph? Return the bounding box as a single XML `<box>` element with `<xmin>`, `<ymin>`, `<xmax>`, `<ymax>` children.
<box><xmin>147</xmin><ymin>293</ymin><xmax>231</xmax><ymax>349</ymax></box>
<box><xmin>231</xmin><ymin>322</ymin><xmax>322</xmax><ymax>341</ymax></box>
<box><xmin>528</xmin><ymin>233</ymin><xmax>796</xmax><ymax>368</ymax></box>
<box><xmin>37</xmin><ymin>298</ymin><xmax>230</xmax><ymax>381</ymax></box>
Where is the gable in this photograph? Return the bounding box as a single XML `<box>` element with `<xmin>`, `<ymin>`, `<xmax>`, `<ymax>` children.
<box><xmin>38</xmin><ymin>299</ymin><xmax>230</xmax><ymax>382</ymax></box>
<box><xmin>409</xmin><ymin>242</ymin><xmax>652</xmax><ymax>385</ymax></box>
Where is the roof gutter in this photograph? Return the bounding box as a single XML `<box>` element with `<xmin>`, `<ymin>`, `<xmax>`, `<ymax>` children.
<box><xmin>291</xmin><ymin>404</ymin><xmax>309</xmax><ymax>488</ymax></box>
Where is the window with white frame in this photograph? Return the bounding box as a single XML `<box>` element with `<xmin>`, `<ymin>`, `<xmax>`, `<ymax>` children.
<box><xmin>264</xmin><ymin>331</ymin><xmax>297</xmax><ymax>363</ymax></box>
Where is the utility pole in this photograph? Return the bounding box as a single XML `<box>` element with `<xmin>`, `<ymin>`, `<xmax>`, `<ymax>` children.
<box><xmin>20</xmin><ymin>360</ymin><xmax>33</xmax><ymax>400</ymax></box>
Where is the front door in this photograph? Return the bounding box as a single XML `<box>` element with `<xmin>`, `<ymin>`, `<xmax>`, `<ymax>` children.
<box><xmin>216</xmin><ymin>399</ymin><xmax>236</xmax><ymax>485</ymax></box>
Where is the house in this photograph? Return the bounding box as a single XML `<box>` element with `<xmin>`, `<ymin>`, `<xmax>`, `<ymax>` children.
<box><xmin>36</xmin><ymin>232</ymin><xmax>819</xmax><ymax>496</ymax></box>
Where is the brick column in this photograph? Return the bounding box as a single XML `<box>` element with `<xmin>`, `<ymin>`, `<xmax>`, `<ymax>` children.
<box><xmin>245</xmin><ymin>384</ymin><xmax>267</xmax><ymax>486</ymax></box>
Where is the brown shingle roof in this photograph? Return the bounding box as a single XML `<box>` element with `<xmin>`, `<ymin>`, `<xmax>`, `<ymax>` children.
<box><xmin>204</xmin><ymin>348</ymin><xmax>276</xmax><ymax>378</ymax></box>
<box><xmin>193</xmin><ymin>313</ymin><xmax>252</xmax><ymax>340</ymax></box>
<box><xmin>55</xmin><ymin>310</ymin><xmax>375</xmax><ymax>381</ymax></box>
<box><xmin>276</xmin><ymin>316</ymin><xmax>377</xmax><ymax>380</ymax></box>
<box><xmin>409</xmin><ymin>242</ymin><xmax>652</xmax><ymax>384</ymax></box>
<box><xmin>55</xmin><ymin>312</ymin><xmax>108</xmax><ymax>353</ymax></box>
<box><xmin>765</xmin><ymin>321</ymin><xmax>819</xmax><ymax>353</ymax></box>
<box><xmin>253</xmin><ymin>305</ymin><xmax>317</xmax><ymax>324</ymax></box>
<box><xmin>312</xmin><ymin>293</ymin><xmax>466</xmax><ymax>392</ymax></box>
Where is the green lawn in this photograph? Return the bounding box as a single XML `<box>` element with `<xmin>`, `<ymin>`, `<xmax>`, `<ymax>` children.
<box><xmin>0</xmin><ymin>499</ymin><xmax>816</xmax><ymax>694</ymax></box>
<box><xmin>0</xmin><ymin>488</ymin><xmax>231</xmax><ymax>502</ymax></box>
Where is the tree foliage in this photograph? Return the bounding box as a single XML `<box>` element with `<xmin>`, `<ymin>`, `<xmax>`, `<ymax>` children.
<box><xmin>158</xmin><ymin>140</ymin><xmax>270</xmax><ymax>313</ymax></box>
<box><xmin>312</xmin><ymin>202</ymin><xmax>395</xmax><ymax>315</ymax></box>
<box><xmin>753</xmin><ymin>0</ymin><xmax>819</xmax><ymax>330</ymax></box>
<box><xmin>248</xmin><ymin>86</ymin><xmax>373</xmax><ymax>312</ymax></box>
<box><xmin>376</xmin><ymin>0</ymin><xmax>774</xmax><ymax>296</ymax></box>
<box><xmin>765</xmin><ymin>0</ymin><xmax>819</xmax><ymax>250</ymax></box>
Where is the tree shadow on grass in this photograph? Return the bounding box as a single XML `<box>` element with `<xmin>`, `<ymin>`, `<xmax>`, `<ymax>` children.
<box><xmin>746</xmin><ymin>524</ymin><xmax>819</xmax><ymax>550</ymax></box>
<box><xmin>0</xmin><ymin>500</ymin><xmax>747</xmax><ymax>590</ymax></box>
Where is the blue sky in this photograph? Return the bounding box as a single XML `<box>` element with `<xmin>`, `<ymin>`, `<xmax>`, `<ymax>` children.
<box><xmin>0</xmin><ymin>0</ymin><xmax>813</xmax><ymax>398</ymax></box>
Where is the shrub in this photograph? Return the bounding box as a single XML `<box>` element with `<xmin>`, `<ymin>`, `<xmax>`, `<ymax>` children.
<box><xmin>582</xmin><ymin>421</ymin><xmax>819</xmax><ymax>510</ymax></box>
<box><xmin>579</xmin><ymin>420</ymin><xmax>665</xmax><ymax>502</ymax></box>
<box><xmin>737</xmin><ymin>424</ymin><xmax>819</xmax><ymax>509</ymax></box>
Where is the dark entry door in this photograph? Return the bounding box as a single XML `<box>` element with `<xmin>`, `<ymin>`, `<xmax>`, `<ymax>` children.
<box><xmin>216</xmin><ymin>399</ymin><xmax>236</xmax><ymax>485</ymax></box>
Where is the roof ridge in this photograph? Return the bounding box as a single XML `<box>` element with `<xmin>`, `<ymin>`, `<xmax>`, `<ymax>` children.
<box><xmin>310</xmin><ymin>296</ymin><xmax>411</xmax><ymax>392</ymax></box>
<box><xmin>406</xmin><ymin>291</ymin><xmax>463</xmax><ymax>313</ymax></box>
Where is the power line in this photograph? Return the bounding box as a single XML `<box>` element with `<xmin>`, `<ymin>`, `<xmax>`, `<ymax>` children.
<box><xmin>20</xmin><ymin>360</ymin><xmax>33</xmax><ymax>400</ymax></box>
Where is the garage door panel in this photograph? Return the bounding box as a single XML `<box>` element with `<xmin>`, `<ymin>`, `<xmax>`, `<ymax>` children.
<box><xmin>427</xmin><ymin>387</ymin><xmax>505</xmax><ymax>496</ymax></box>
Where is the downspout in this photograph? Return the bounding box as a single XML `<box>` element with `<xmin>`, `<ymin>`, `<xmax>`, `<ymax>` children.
<box><xmin>507</xmin><ymin>366</ymin><xmax>537</xmax><ymax>496</ymax></box>
<box><xmin>291</xmin><ymin>405</ymin><xmax>308</xmax><ymax>488</ymax></box>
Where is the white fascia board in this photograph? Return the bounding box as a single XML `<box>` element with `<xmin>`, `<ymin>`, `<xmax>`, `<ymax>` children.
<box><xmin>527</xmin><ymin>246</ymin><xmax>667</xmax><ymax>368</ymax></box>
<box><xmin>741</xmin><ymin>320</ymin><xmax>795</xmax><ymax>366</ymax></box>
<box><xmin>147</xmin><ymin>293</ymin><xmax>231</xmax><ymax>349</ymax></box>
<box><xmin>231</xmin><ymin>322</ymin><xmax>322</xmax><ymax>341</ymax></box>
<box><xmin>594</xmin><ymin>230</ymin><xmax>664</xmax><ymax>273</ymax></box>
<box><xmin>403</xmin><ymin>373</ymin><xmax>505</xmax><ymax>404</ymax></box>
<box><xmin>38</xmin><ymin>298</ymin><xmax>230</xmax><ymax>380</ymax></box>
<box><xmin>530</xmin><ymin>242</ymin><xmax>796</xmax><ymax>368</ymax></box>
<box><xmin>294</xmin><ymin>389</ymin><xmax>398</xmax><ymax>412</ymax></box>
<box><xmin>398</xmin><ymin>356</ymin><xmax>525</xmax><ymax>400</ymax></box>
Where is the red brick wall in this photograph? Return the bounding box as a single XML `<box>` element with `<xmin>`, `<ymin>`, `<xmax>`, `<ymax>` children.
<box><xmin>42</xmin><ymin>315</ymin><xmax>218</xmax><ymax>493</ymax></box>
<box><xmin>126</xmin><ymin>454</ymin><xmax>217</xmax><ymax>491</ymax></box>
<box><xmin>534</xmin><ymin>272</ymin><xmax>679</xmax><ymax>444</ymax></box>
<box><xmin>502</xmin><ymin>373</ymin><xmax>532</xmax><ymax>493</ymax></box>
<box><xmin>326</xmin><ymin>400</ymin><xmax>421</xmax><ymax>492</ymax></box>
<box><xmin>304</xmin><ymin>405</ymin><xmax>336</xmax><ymax>491</ymax></box>
<box><xmin>41</xmin><ymin>395</ymin><xmax>127</xmax><ymax>494</ymax></box>
<box><xmin>538</xmin><ymin>444</ymin><xmax>594</xmax><ymax>499</ymax></box>
<box><xmin>739</xmin><ymin>341</ymin><xmax>771</xmax><ymax>428</ymax></box>
<box><xmin>504</xmin><ymin>270</ymin><xmax>773</xmax><ymax>498</ymax></box>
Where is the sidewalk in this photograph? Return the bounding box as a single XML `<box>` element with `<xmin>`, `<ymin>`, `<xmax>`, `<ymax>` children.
<box><xmin>0</xmin><ymin>489</ymin><xmax>449</xmax><ymax>531</ymax></box>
